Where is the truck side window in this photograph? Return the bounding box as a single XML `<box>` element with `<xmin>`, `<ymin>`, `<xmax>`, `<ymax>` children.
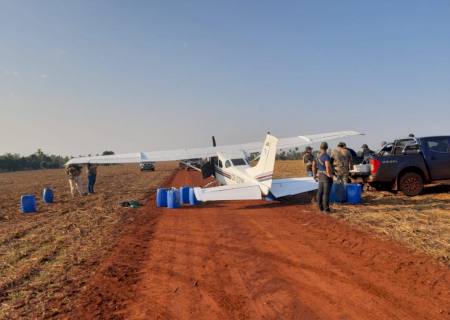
<box><xmin>393</xmin><ymin>139</ymin><xmax>414</xmax><ymax>155</ymax></box>
<box><xmin>218</xmin><ymin>160</ymin><xmax>223</xmax><ymax>168</ymax></box>
<box><xmin>379</xmin><ymin>144</ymin><xmax>393</xmax><ymax>156</ymax></box>
<box><xmin>225</xmin><ymin>160</ymin><xmax>231</xmax><ymax>168</ymax></box>
<box><xmin>427</xmin><ymin>138</ymin><xmax>449</xmax><ymax>153</ymax></box>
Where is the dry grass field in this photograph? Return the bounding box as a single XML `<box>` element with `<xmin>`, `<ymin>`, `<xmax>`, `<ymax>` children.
<box><xmin>0</xmin><ymin>163</ymin><xmax>176</xmax><ymax>319</ymax></box>
<box><xmin>274</xmin><ymin>160</ymin><xmax>450</xmax><ymax>266</ymax></box>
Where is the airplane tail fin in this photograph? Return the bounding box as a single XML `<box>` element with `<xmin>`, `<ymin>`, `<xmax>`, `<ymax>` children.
<box><xmin>247</xmin><ymin>134</ymin><xmax>278</xmax><ymax>195</ymax></box>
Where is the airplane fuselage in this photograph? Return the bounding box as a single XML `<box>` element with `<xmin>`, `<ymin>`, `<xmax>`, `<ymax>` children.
<box><xmin>213</xmin><ymin>151</ymin><xmax>252</xmax><ymax>185</ymax></box>
<box><xmin>212</xmin><ymin>151</ymin><xmax>274</xmax><ymax>196</ymax></box>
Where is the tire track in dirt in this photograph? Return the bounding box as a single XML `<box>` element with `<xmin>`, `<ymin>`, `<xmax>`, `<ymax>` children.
<box><xmin>73</xmin><ymin>170</ymin><xmax>450</xmax><ymax>319</ymax></box>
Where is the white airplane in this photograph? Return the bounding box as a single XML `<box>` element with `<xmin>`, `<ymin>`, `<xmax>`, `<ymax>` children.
<box><xmin>67</xmin><ymin>131</ymin><xmax>361</xmax><ymax>202</ymax></box>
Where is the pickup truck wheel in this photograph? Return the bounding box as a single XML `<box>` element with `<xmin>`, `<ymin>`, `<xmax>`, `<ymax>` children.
<box><xmin>399</xmin><ymin>172</ymin><xmax>423</xmax><ymax>196</ymax></box>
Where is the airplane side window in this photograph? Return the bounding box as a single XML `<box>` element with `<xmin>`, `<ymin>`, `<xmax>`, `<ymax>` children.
<box><xmin>225</xmin><ymin>160</ymin><xmax>231</xmax><ymax>168</ymax></box>
<box><xmin>218</xmin><ymin>160</ymin><xmax>223</xmax><ymax>168</ymax></box>
<box><xmin>231</xmin><ymin>158</ymin><xmax>247</xmax><ymax>166</ymax></box>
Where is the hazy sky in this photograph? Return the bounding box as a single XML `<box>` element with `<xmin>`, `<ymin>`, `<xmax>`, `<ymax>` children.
<box><xmin>1</xmin><ymin>0</ymin><xmax>449</xmax><ymax>156</ymax></box>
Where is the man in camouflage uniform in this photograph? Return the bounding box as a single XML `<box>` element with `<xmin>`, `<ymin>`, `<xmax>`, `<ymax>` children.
<box><xmin>66</xmin><ymin>164</ymin><xmax>84</xmax><ymax>197</ymax></box>
<box><xmin>331</xmin><ymin>142</ymin><xmax>353</xmax><ymax>184</ymax></box>
<box><xmin>302</xmin><ymin>146</ymin><xmax>314</xmax><ymax>177</ymax></box>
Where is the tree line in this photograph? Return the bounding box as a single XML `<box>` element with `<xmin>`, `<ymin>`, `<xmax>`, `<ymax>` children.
<box><xmin>276</xmin><ymin>148</ymin><xmax>319</xmax><ymax>160</ymax></box>
<box><xmin>0</xmin><ymin>150</ymin><xmax>115</xmax><ymax>172</ymax></box>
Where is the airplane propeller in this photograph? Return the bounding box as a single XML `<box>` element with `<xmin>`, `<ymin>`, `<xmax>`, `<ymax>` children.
<box><xmin>202</xmin><ymin>136</ymin><xmax>217</xmax><ymax>178</ymax></box>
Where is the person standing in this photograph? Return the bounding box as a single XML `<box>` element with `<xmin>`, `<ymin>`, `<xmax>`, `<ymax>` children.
<box><xmin>359</xmin><ymin>144</ymin><xmax>374</xmax><ymax>163</ymax></box>
<box><xmin>87</xmin><ymin>163</ymin><xmax>97</xmax><ymax>194</ymax></box>
<box><xmin>303</xmin><ymin>146</ymin><xmax>314</xmax><ymax>177</ymax></box>
<box><xmin>331</xmin><ymin>142</ymin><xmax>353</xmax><ymax>184</ymax></box>
<box><xmin>313</xmin><ymin>142</ymin><xmax>333</xmax><ymax>213</ymax></box>
<box><xmin>66</xmin><ymin>164</ymin><xmax>83</xmax><ymax>197</ymax></box>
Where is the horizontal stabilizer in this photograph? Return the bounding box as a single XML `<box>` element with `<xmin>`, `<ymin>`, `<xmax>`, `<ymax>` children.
<box><xmin>194</xmin><ymin>183</ymin><xmax>261</xmax><ymax>202</ymax></box>
<box><xmin>270</xmin><ymin>178</ymin><xmax>318</xmax><ymax>198</ymax></box>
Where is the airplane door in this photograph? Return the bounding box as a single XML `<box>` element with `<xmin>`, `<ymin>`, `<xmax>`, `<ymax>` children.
<box><xmin>423</xmin><ymin>137</ymin><xmax>450</xmax><ymax>180</ymax></box>
<box><xmin>215</xmin><ymin>159</ymin><xmax>226</xmax><ymax>184</ymax></box>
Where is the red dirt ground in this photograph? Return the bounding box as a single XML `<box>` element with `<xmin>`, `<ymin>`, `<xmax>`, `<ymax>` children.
<box><xmin>72</xmin><ymin>170</ymin><xmax>450</xmax><ymax>320</ymax></box>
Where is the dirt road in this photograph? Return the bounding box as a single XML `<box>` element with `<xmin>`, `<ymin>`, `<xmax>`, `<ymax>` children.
<box><xmin>74</xmin><ymin>170</ymin><xmax>450</xmax><ymax>320</ymax></box>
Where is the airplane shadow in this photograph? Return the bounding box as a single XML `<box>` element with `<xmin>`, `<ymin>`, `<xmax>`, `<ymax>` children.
<box><xmin>180</xmin><ymin>202</ymin><xmax>227</xmax><ymax>209</ymax></box>
<box><xmin>240</xmin><ymin>200</ymin><xmax>314</xmax><ymax>210</ymax></box>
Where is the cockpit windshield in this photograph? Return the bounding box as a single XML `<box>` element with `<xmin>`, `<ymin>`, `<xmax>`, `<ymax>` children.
<box><xmin>231</xmin><ymin>158</ymin><xmax>247</xmax><ymax>166</ymax></box>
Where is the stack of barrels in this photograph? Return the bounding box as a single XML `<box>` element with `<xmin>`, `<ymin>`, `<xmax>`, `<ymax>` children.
<box><xmin>156</xmin><ymin>186</ymin><xmax>200</xmax><ymax>209</ymax></box>
<box><xmin>330</xmin><ymin>183</ymin><xmax>362</xmax><ymax>204</ymax></box>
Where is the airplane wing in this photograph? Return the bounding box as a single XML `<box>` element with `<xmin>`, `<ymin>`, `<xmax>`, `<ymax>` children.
<box><xmin>66</xmin><ymin>130</ymin><xmax>362</xmax><ymax>165</ymax></box>
<box><xmin>193</xmin><ymin>183</ymin><xmax>262</xmax><ymax>201</ymax></box>
<box><xmin>270</xmin><ymin>177</ymin><xmax>319</xmax><ymax>198</ymax></box>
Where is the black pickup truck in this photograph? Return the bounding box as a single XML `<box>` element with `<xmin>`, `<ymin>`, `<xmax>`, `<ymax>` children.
<box><xmin>369</xmin><ymin>135</ymin><xmax>450</xmax><ymax>196</ymax></box>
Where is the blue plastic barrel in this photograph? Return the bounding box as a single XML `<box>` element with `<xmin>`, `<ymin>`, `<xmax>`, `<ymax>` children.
<box><xmin>330</xmin><ymin>182</ymin><xmax>346</xmax><ymax>203</ymax></box>
<box><xmin>189</xmin><ymin>188</ymin><xmax>200</xmax><ymax>205</ymax></box>
<box><xmin>156</xmin><ymin>188</ymin><xmax>169</xmax><ymax>207</ymax></box>
<box><xmin>329</xmin><ymin>184</ymin><xmax>337</xmax><ymax>203</ymax></box>
<box><xmin>346</xmin><ymin>184</ymin><xmax>362</xmax><ymax>204</ymax></box>
<box><xmin>167</xmin><ymin>189</ymin><xmax>180</xmax><ymax>209</ymax></box>
<box><xmin>42</xmin><ymin>188</ymin><xmax>54</xmax><ymax>204</ymax></box>
<box><xmin>21</xmin><ymin>195</ymin><xmax>37</xmax><ymax>213</ymax></box>
<box><xmin>179</xmin><ymin>186</ymin><xmax>191</xmax><ymax>205</ymax></box>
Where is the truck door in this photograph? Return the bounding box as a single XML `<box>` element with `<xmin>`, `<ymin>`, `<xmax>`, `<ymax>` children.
<box><xmin>422</xmin><ymin>137</ymin><xmax>450</xmax><ymax>180</ymax></box>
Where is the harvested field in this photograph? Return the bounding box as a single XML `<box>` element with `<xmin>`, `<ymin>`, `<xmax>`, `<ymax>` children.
<box><xmin>0</xmin><ymin>163</ymin><xmax>176</xmax><ymax>319</ymax></box>
<box><xmin>274</xmin><ymin>160</ymin><xmax>450</xmax><ymax>267</ymax></box>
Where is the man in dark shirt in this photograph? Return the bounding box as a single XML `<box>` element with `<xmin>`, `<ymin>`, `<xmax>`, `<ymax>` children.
<box><xmin>312</xmin><ymin>142</ymin><xmax>333</xmax><ymax>213</ymax></box>
<box><xmin>86</xmin><ymin>163</ymin><xmax>98</xmax><ymax>194</ymax></box>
